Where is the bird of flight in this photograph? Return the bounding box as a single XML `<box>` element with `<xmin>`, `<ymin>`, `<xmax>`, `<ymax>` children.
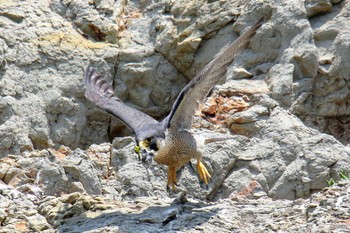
<box><xmin>84</xmin><ymin>18</ymin><xmax>263</xmax><ymax>190</ymax></box>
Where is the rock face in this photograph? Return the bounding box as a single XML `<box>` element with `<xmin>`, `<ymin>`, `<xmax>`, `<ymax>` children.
<box><xmin>1</xmin><ymin>146</ymin><xmax>350</xmax><ymax>232</ymax></box>
<box><xmin>1</xmin><ymin>0</ymin><xmax>350</xmax><ymax>232</ymax></box>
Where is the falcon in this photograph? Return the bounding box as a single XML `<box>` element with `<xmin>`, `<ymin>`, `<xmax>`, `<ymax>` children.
<box><xmin>84</xmin><ymin>18</ymin><xmax>263</xmax><ymax>190</ymax></box>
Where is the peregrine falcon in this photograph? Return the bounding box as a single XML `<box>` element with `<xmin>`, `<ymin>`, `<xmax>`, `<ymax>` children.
<box><xmin>84</xmin><ymin>18</ymin><xmax>263</xmax><ymax>190</ymax></box>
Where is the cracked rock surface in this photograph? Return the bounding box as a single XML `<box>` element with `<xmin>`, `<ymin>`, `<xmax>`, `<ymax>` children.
<box><xmin>1</xmin><ymin>159</ymin><xmax>350</xmax><ymax>232</ymax></box>
<box><xmin>1</xmin><ymin>0</ymin><xmax>350</xmax><ymax>232</ymax></box>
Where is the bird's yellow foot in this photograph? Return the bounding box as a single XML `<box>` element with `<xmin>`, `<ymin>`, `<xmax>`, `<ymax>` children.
<box><xmin>167</xmin><ymin>166</ymin><xmax>177</xmax><ymax>190</ymax></box>
<box><xmin>196</xmin><ymin>159</ymin><xmax>211</xmax><ymax>185</ymax></box>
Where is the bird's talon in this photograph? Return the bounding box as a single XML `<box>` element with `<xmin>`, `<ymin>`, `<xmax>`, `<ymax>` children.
<box><xmin>196</xmin><ymin>159</ymin><xmax>211</xmax><ymax>185</ymax></box>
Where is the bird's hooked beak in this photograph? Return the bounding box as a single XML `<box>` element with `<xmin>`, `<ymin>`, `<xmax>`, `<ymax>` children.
<box><xmin>135</xmin><ymin>140</ymin><xmax>155</xmax><ymax>163</ymax></box>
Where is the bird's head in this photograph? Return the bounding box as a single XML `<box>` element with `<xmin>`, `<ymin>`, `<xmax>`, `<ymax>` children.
<box><xmin>135</xmin><ymin>136</ymin><xmax>164</xmax><ymax>163</ymax></box>
<box><xmin>134</xmin><ymin>125</ymin><xmax>165</xmax><ymax>163</ymax></box>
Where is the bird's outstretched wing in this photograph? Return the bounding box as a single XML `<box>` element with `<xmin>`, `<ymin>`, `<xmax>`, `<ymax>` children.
<box><xmin>165</xmin><ymin>18</ymin><xmax>263</xmax><ymax>130</ymax></box>
<box><xmin>84</xmin><ymin>66</ymin><xmax>160</xmax><ymax>135</ymax></box>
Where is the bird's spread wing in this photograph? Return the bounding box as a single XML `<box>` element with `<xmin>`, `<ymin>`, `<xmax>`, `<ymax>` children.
<box><xmin>165</xmin><ymin>18</ymin><xmax>263</xmax><ymax>130</ymax></box>
<box><xmin>84</xmin><ymin>66</ymin><xmax>159</xmax><ymax>135</ymax></box>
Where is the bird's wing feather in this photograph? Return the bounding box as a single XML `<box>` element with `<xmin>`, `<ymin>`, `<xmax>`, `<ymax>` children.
<box><xmin>84</xmin><ymin>66</ymin><xmax>159</xmax><ymax>135</ymax></box>
<box><xmin>165</xmin><ymin>18</ymin><xmax>263</xmax><ymax>130</ymax></box>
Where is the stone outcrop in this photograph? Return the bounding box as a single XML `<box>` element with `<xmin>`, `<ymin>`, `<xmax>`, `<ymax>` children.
<box><xmin>1</xmin><ymin>0</ymin><xmax>350</xmax><ymax>232</ymax></box>
<box><xmin>1</xmin><ymin>150</ymin><xmax>350</xmax><ymax>232</ymax></box>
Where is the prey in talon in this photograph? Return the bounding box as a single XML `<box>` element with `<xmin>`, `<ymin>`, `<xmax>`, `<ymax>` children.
<box><xmin>84</xmin><ymin>18</ymin><xmax>264</xmax><ymax>191</ymax></box>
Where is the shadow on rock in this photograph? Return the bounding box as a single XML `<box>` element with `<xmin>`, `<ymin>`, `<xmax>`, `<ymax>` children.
<box><xmin>56</xmin><ymin>195</ymin><xmax>218</xmax><ymax>233</ymax></box>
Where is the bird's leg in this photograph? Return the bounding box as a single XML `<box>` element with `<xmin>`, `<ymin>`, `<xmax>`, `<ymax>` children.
<box><xmin>167</xmin><ymin>166</ymin><xmax>177</xmax><ymax>190</ymax></box>
<box><xmin>196</xmin><ymin>159</ymin><xmax>211</xmax><ymax>185</ymax></box>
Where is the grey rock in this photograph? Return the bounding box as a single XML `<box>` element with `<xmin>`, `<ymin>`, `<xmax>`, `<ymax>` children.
<box><xmin>0</xmin><ymin>149</ymin><xmax>104</xmax><ymax>196</ymax></box>
<box><xmin>50</xmin><ymin>0</ymin><xmax>119</xmax><ymax>43</ymax></box>
<box><xmin>61</xmin><ymin>149</ymin><xmax>102</xmax><ymax>195</ymax></box>
<box><xmin>0</xmin><ymin>137</ymin><xmax>349</xmax><ymax>231</ymax></box>
<box><xmin>265</xmin><ymin>63</ymin><xmax>294</xmax><ymax>106</ymax></box>
<box><xmin>0</xmin><ymin>1</ymin><xmax>115</xmax><ymax>153</ymax></box>
<box><xmin>1</xmin><ymin>0</ymin><xmax>350</xmax><ymax>232</ymax></box>
<box><xmin>0</xmin><ymin>182</ymin><xmax>51</xmax><ymax>233</ymax></box>
<box><xmin>0</xmin><ymin>0</ymin><xmax>349</xmax><ymax>153</ymax></box>
<box><xmin>27</xmin><ymin>214</ymin><xmax>51</xmax><ymax>232</ymax></box>
<box><xmin>19</xmin><ymin>180</ymin><xmax>349</xmax><ymax>232</ymax></box>
<box><xmin>114</xmin><ymin>53</ymin><xmax>186</xmax><ymax>118</ymax></box>
<box><xmin>305</xmin><ymin>0</ymin><xmax>333</xmax><ymax>18</ymax></box>
<box><xmin>229</xmin><ymin>104</ymin><xmax>270</xmax><ymax>136</ymax></box>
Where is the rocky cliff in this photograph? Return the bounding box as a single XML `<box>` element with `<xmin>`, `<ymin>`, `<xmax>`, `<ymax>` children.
<box><xmin>1</xmin><ymin>0</ymin><xmax>350</xmax><ymax>232</ymax></box>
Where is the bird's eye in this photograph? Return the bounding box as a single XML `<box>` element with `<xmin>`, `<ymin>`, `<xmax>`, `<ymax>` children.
<box><xmin>146</xmin><ymin>137</ymin><xmax>152</xmax><ymax>143</ymax></box>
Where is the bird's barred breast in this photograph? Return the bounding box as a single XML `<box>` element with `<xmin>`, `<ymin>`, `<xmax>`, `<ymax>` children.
<box><xmin>154</xmin><ymin>131</ymin><xmax>201</xmax><ymax>167</ymax></box>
